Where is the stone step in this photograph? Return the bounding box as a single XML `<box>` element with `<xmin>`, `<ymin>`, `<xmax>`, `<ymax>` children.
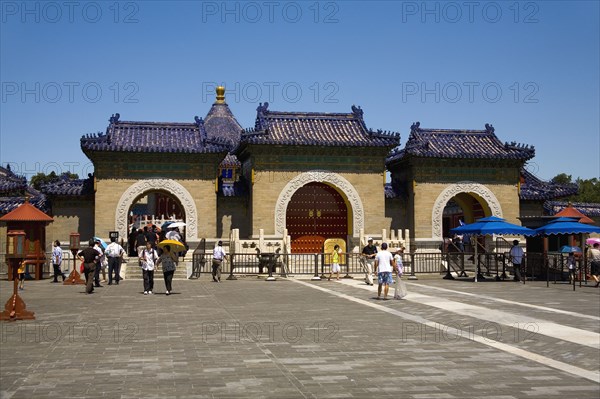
<box><xmin>123</xmin><ymin>260</ymin><xmax>189</xmax><ymax>280</ymax></box>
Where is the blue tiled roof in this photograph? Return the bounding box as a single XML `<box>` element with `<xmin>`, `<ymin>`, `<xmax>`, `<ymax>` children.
<box><xmin>544</xmin><ymin>201</ymin><xmax>600</xmax><ymax>217</ymax></box>
<box><xmin>0</xmin><ymin>166</ymin><xmax>27</xmax><ymax>194</ymax></box>
<box><xmin>81</xmin><ymin>113</ymin><xmax>232</xmax><ymax>155</ymax></box>
<box><xmin>238</xmin><ymin>103</ymin><xmax>400</xmax><ymax>148</ymax></box>
<box><xmin>40</xmin><ymin>174</ymin><xmax>94</xmax><ymax>196</ymax></box>
<box><xmin>387</xmin><ymin>122</ymin><xmax>535</xmax><ymax>163</ymax></box>
<box><xmin>519</xmin><ymin>168</ymin><xmax>578</xmax><ymax>200</ymax></box>
<box><xmin>204</xmin><ymin>103</ymin><xmax>243</xmax><ymax>147</ymax></box>
<box><xmin>0</xmin><ymin>189</ymin><xmax>49</xmax><ymax>215</ymax></box>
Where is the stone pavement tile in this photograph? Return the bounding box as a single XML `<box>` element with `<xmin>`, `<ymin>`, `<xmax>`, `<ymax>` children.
<box><xmin>1</xmin><ymin>278</ymin><xmax>600</xmax><ymax>398</ymax></box>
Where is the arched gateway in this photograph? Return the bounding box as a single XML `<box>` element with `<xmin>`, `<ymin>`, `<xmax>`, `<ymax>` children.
<box><xmin>274</xmin><ymin>171</ymin><xmax>364</xmax><ymax>242</ymax></box>
<box><xmin>431</xmin><ymin>182</ymin><xmax>503</xmax><ymax>240</ymax></box>
<box><xmin>115</xmin><ymin>179</ymin><xmax>199</xmax><ymax>240</ymax></box>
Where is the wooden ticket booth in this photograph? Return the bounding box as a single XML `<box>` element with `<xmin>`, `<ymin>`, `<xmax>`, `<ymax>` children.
<box><xmin>0</xmin><ymin>198</ymin><xmax>53</xmax><ymax>280</ymax></box>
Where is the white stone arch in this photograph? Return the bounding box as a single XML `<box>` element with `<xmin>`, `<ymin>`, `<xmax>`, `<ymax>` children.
<box><xmin>431</xmin><ymin>182</ymin><xmax>503</xmax><ymax>239</ymax></box>
<box><xmin>274</xmin><ymin>170</ymin><xmax>364</xmax><ymax>237</ymax></box>
<box><xmin>115</xmin><ymin>179</ymin><xmax>198</xmax><ymax>240</ymax></box>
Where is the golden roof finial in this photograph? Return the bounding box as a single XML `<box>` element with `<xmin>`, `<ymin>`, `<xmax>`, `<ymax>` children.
<box><xmin>216</xmin><ymin>86</ymin><xmax>226</xmax><ymax>104</ymax></box>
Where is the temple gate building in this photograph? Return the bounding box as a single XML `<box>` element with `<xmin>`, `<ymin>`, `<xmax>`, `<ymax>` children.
<box><xmin>1</xmin><ymin>87</ymin><xmax>593</xmax><ymax>278</ymax></box>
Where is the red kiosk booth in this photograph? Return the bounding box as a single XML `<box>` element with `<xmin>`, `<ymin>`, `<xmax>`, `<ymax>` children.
<box><xmin>0</xmin><ymin>198</ymin><xmax>53</xmax><ymax>281</ymax></box>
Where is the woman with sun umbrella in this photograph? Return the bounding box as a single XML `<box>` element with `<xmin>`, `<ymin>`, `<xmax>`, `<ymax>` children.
<box><xmin>156</xmin><ymin>240</ymin><xmax>177</xmax><ymax>295</ymax></box>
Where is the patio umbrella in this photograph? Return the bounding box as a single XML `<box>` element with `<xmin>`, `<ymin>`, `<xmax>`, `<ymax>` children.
<box><xmin>450</xmin><ymin>216</ymin><xmax>535</xmax><ymax>282</ymax></box>
<box><xmin>559</xmin><ymin>245</ymin><xmax>582</xmax><ymax>253</ymax></box>
<box><xmin>92</xmin><ymin>236</ymin><xmax>108</xmax><ymax>250</ymax></box>
<box><xmin>586</xmin><ymin>238</ymin><xmax>600</xmax><ymax>246</ymax></box>
<box><xmin>158</xmin><ymin>239</ymin><xmax>186</xmax><ymax>253</ymax></box>
<box><xmin>534</xmin><ymin>217</ymin><xmax>600</xmax><ymax>235</ymax></box>
<box><xmin>161</xmin><ymin>221</ymin><xmax>174</xmax><ymax>230</ymax></box>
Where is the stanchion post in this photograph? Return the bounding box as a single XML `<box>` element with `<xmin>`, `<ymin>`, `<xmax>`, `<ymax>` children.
<box><xmin>227</xmin><ymin>253</ymin><xmax>237</xmax><ymax>280</ymax></box>
<box><xmin>311</xmin><ymin>254</ymin><xmax>321</xmax><ymax>280</ymax></box>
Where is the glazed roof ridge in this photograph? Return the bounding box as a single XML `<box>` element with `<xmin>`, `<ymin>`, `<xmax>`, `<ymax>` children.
<box><xmin>544</xmin><ymin>201</ymin><xmax>600</xmax><ymax>217</ymax></box>
<box><xmin>239</xmin><ymin>103</ymin><xmax>400</xmax><ymax>148</ymax></box>
<box><xmin>0</xmin><ymin>165</ymin><xmax>28</xmax><ymax>193</ymax></box>
<box><xmin>519</xmin><ymin>168</ymin><xmax>578</xmax><ymax>200</ymax></box>
<box><xmin>204</xmin><ymin>102</ymin><xmax>243</xmax><ymax>147</ymax></box>
<box><xmin>387</xmin><ymin>122</ymin><xmax>534</xmax><ymax>163</ymax></box>
<box><xmin>39</xmin><ymin>174</ymin><xmax>94</xmax><ymax>197</ymax></box>
<box><xmin>81</xmin><ymin>113</ymin><xmax>232</xmax><ymax>155</ymax></box>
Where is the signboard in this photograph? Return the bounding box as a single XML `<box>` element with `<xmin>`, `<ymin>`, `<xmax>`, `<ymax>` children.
<box><xmin>109</xmin><ymin>231</ymin><xmax>119</xmax><ymax>240</ymax></box>
<box><xmin>323</xmin><ymin>238</ymin><xmax>346</xmax><ymax>265</ymax></box>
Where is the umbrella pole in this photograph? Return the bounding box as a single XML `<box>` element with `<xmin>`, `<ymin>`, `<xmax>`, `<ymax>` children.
<box><xmin>474</xmin><ymin>235</ymin><xmax>478</xmax><ymax>283</ymax></box>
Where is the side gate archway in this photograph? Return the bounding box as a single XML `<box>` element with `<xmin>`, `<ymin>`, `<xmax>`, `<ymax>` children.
<box><xmin>431</xmin><ymin>182</ymin><xmax>503</xmax><ymax>240</ymax></box>
<box><xmin>115</xmin><ymin>179</ymin><xmax>199</xmax><ymax>240</ymax></box>
<box><xmin>274</xmin><ymin>171</ymin><xmax>365</xmax><ymax>238</ymax></box>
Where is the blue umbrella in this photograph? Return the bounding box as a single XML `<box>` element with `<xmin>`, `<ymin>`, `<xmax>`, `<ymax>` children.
<box><xmin>161</xmin><ymin>221</ymin><xmax>174</xmax><ymax>230</ymax></box>
<box><xmin>92</xmin><ymin>236</ymin><xmax>108</xmax><ymax>249</ymax></box>
<box><xmin>450</xmin><ymin>216</ymin><xmax>535</xmax><ymax>282</ymax></box>
<box><xmin>534</xmin><ymin>217</ymin><xmax>600</xmax><ymax>235</ymax></box>
<box><xmin>559</xmin><ymin>245</ymin><xmax>582</xmax><ymax>253</ymax></box>
<box><xmin>451</xmin><ymin>216</ymin><xmax>535</xmax><ymax>236</ymax></box>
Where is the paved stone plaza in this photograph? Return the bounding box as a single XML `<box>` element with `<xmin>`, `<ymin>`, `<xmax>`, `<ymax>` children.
<box><xmin>0</xmin><ymin>276</ymin><xmax>599</xmax><ymax>398</ymax></box>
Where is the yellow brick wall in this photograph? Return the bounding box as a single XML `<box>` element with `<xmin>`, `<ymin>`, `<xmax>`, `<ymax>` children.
<box><xmin>413</xmin><ymin>182</ymin><xmax>520</xmax><ymax>239</ymax></box>
<box><xmin>251</xmin><ymin>170</ymin><xmax>386</xmax><ymax>236</ymax></box>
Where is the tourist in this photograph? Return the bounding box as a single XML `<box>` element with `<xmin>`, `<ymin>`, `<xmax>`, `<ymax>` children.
<box><xmin>135</xmin><ymin>229</ymin><xmax>147</xmax><ymax>257</ymax></box>
<box><xmin>509</xmin><ymin>240</ymin><xmax>525</xmax><ymax>283</ymax></box>
<box><xmin>393</xmin><ymin>248</ymin><xmax>407</xmax><ymax>299</ymax></box>
<box><xmin>77</xmin><ymin>239</ymin><xmax>100</xmax><ymax>294</ymax></box>
<box><xmin>375</xmin><ymin>242</ymin><xmax>395</xmax><ymax>300</ymax></box>
<box><xmin>17</xmin><ymin>260</ymin><xmax>26</xmax><ymax>290</ymax></box>
<box><xmin>105</xmin><ymin>237</ymin><xmax>125</xmax><ymax>285</ymax></box>
<box><xmin>51</xmin><ymin>240</ymin><xmax>66</xmax><ymax>283</ymax></box>
<box><xmin>566</xmin><ymin>252</ymin><xmax>576</xmax><ymax>284</ymax></box>
<box><xmin>166</xmin><ymin>227</ymin><xmax>182</xmax><ymax>242</ymax></box>
<box><xmin>145</xmin><ymin>226</ymin><xmax>158</xmax><ymax>249</ymax></box>
<box><xmin>361</xmin><ymin>237</ymin><xmax>377</xmax><ymax>286</ymax></box>
<box><xmin>328</xmin><ymin>244</ymin><xmax>341</xmax><ymax>281</ymax></box>
<box><xmin>128</xmin><ymin>226</ymin><xmax>137</xmax><ymax>256</ymax></box>
<box><xmin>140</xmin><ymin>241</ymin><xmax>158</xmax><ymax>294</ymax></box>
<box><xmin>93</xmin><ymin>239</ymin><xmax>105</xmax><ymax>287</ymax></box>
<box><xmin>156</xmin><ymin>244</ymin><xmax>178</xmax><ymax>295</ymax></box>
<box><xmin>588</xmin><ymin>243</ymin><xmax>600</xmax><ymax>287</ymax></box>
<box><xmin>212</xmin><ymin>240</ymin><xmax>227</xmax><ymax>282</ymax></box>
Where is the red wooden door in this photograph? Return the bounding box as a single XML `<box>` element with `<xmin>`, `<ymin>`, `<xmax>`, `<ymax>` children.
<box><xmin>286</xmin><ymin>182</ymin><xmax>348</xmax><ymax>253</ymax></box>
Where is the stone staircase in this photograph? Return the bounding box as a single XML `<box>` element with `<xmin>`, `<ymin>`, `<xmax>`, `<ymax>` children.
<box><xmin>123</xmin><ymin>257</ymin><xmax>189</xmax><ymax>280</ymax></box>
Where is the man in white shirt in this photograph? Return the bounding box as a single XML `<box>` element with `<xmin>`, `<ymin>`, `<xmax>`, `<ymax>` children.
<box><xmin>212</xmin><ymin>241</ymin><xmax>228</xmax><ymax>282</ymax></box>
<box><xmin>51</xmin><ymin>240</ymin><xmax>66</xmax><ymax>282</ymax></box>
<box><xmin>105</xmin><ymin>237</ymin><xmax>125</xmax><ymax>285</ymax></box>
<box><xmin>509</xmin><ymin>240</ymin><xmax>525</xmax><ymax>283</ymax></box>
<box><xmin>375</xmin><ymin>242</ymin><xmax>395</xmax><ymax>300</ymax></box>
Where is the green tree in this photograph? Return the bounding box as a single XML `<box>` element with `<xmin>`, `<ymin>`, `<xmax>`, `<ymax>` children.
<box><xmin>30</xmin><ymin>172</ymin><xmax>78</xmax><ymax>190</ymax></box>
<box><xmin>551</xmin><ymin>173</ymin><xmax>572</xmax><ymax>185</ymax></box>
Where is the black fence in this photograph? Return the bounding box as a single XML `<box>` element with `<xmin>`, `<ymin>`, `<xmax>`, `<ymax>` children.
<box><xmin>191</xmin><ymin>247</ymin><xmax>595</xmax><ymax>289</ymax></box>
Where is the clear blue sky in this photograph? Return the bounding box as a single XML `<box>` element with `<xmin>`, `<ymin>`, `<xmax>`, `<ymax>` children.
<box><xmin>1</xmin><ymin>1</ymin><xmax>599</xmax><ymax>181</ymax></box>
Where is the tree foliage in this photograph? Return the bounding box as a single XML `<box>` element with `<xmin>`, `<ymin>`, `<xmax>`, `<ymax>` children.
<box><xmin>30</xmin><ymin>172</ymin><xmax>78</xmax><ymax>190</ymax></box>
<box><xmin>551</xmin><ymin>174</ymin><xmax>600</xmax><ymax>203</ymax></box>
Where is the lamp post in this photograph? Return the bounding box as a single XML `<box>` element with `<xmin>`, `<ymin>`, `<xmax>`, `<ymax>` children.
<box><xmin>63</xmin><ymin>233</ymin><xmax>85</xmax><ymax>285</ymax></box>
<box><xmin>1</xmin><ymin>230</ymin><xmax>35</xmax><ymax>320</ymax></box>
